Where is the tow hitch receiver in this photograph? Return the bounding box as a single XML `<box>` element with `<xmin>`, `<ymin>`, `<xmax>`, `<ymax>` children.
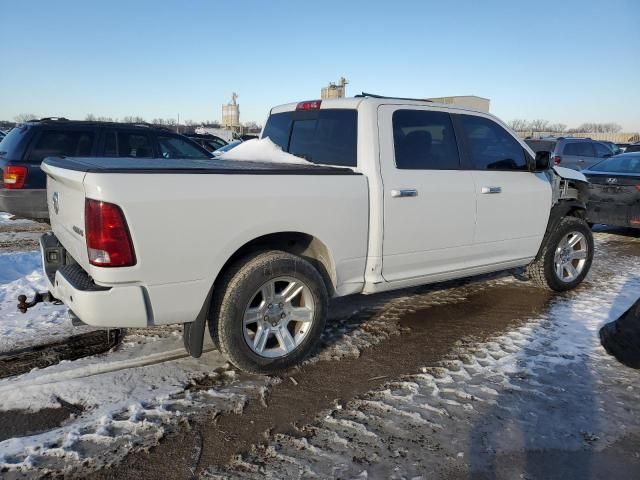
<box><xmin>17</xmin><ymin>292</ymin><xmax>61</xmax><ymax>313</ymax></box>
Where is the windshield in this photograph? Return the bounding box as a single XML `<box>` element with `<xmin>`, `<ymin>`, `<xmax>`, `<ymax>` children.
<box><xmin>589</xmin><ymin>154</ymin><xmax>640</xmax><ymax>173</ymax></box>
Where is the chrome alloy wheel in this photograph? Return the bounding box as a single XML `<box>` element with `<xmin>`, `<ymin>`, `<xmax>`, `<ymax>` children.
<box><xmin>553</xmin><ymin>231</ymin><xmax>588</xmax><ymax>283</ymax></box>
<box><xmin>243</xmin><ymin>277</ymin><xmax>315</xmax><ymax>358</ymax></box>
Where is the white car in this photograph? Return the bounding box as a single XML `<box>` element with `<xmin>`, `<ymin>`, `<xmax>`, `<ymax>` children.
<box><xmin>35</xmin><ymin>95</ymin><xmax>593</xmax><ymax>374</ymax></box>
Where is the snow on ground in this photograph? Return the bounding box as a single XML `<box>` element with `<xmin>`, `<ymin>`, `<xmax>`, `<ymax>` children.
<box><xmin>0</xmin><ymin>212</ymin><xmax>35</xmax><ymax>226</ymax></box>
<box><xmin>0</xmin><ymin>331</ymin><xmax>269</xmax><ymax>476</ymax></box>
<box><xmin>219</xmin><ymin>137</ymin><xmax>313</xmax><ymax>165</ymax></box>
<box><xmin>0</xmin><ymin>251</ymin><xmax>91</xmax><ymax>353</ymax></box>
<box><xmin>205</xmin><ymin>232</ymin><xmax>640</xmax><ymax>478</ymax></box>
<box><xmin>1</xmin><ymin>230</ymin><xmax>639</xmax><ymax>478</ymax></box>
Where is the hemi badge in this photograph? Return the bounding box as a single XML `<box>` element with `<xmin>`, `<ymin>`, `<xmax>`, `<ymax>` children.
<box><xmin>73</xmin><ymin>226</ymin><xmax>84</xmax><ymax>237</ymax></box>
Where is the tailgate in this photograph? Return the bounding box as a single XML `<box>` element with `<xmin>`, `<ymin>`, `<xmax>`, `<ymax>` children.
<box><xmin>41</xmin><ymin>162</ymin><xmax>90</xmax><ymax>269</ymax></box>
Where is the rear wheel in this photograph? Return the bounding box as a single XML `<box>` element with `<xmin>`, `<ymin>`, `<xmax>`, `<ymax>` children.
<box><xmin>210</xmin><ymin>251</ymin><xmax>328</xmax><ymax>375</ymax></box>
<box><xmin>527</xmin><ymin>216</ymin><xmax>594</xmax><ymax>291</ymax></box>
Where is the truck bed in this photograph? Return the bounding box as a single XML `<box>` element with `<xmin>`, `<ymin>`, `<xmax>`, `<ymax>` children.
<box><xmin>42</xmin><ymin>156</ymin><xmax>360</xmax><ymax>175</ymax></box>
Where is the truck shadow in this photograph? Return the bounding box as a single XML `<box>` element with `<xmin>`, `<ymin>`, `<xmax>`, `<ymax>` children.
<box><xmin>319</xmin><ymin>269</ymin><xmax>522</xmax><ymax>354</ymax></box>
<box><xmin>467</xmin><ymin>277</ymin><xmax>640</xmax><ymax>480</ymax></box>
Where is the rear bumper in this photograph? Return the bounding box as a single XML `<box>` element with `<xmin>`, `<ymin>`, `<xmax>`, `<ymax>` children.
<box><xmin>41</xmin><ymin>233</ymin><xmax>149</xmax><ymax>327</ymax></box>
<box><xmin>587</xmin><ymin>203</ymin><xmax>640</xmax><ymax>228</ymax></box>
<box><xmin>0</xmin><ymin>188</ymin><xmax>48</xmax><ymax>220</ymax></box>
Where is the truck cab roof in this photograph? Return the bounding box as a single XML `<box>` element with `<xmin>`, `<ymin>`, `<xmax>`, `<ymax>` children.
<box><xmin>270</xmin><ymin>94</ymin><xmax>490</xmax><ymax>116</ymax></box>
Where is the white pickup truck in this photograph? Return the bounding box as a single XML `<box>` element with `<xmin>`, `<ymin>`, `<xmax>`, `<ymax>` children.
<box><xmin>33</xmin><ymin>95</ymin><xmax>593</xmax><ymax>374</ymax></box>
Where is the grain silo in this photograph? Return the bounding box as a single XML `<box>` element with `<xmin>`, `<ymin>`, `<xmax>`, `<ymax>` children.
<box><xmin>222</xmin><ymin>92</ymin><xmax>240</xmax><ymax>127</ymax></box>
<box><xmin>321</xmin><ymin>77</ymin><xmax>348</xmax><ymax>99</ymax></box>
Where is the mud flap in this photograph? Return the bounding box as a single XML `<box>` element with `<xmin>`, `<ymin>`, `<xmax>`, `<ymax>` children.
<box><xmin>183</xmin><ymin>287</ymin><xmax>214</xmax><ymax>358</ymax></box>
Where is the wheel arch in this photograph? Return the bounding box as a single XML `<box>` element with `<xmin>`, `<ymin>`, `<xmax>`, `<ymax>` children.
<box><xmin>213</xmin><ymin>231</ymin><xmax>337</xmax><ymax>297</ymax></box>
<box><xmin>184</xmin><ymin>231</ymin><xmax>338</xmax><ymax>359</ymax></box>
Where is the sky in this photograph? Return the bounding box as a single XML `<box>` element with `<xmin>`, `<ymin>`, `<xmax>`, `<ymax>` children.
<box><xmin>1</xmin><ymin>0</ymin><xmax>639</xmax><ymax>130</ymax></box>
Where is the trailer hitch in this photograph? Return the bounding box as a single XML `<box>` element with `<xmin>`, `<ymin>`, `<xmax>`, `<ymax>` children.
<box><xmin>17</xmin><ymin>292</ymin><xmax>61</xmax><ymax>313</ymax></box>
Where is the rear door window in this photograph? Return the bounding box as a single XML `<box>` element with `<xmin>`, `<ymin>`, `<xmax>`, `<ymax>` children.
<box><xmin>593</xmin><ymin>142</ymin><xmax>612</xmax><ymax>157</ymax></box>
<box><xmin>563</xmin><ymin>142</ymin><xmax>594</xmax><ymax>156</ymax></box>
<box><xmin>458</xmin><ymin>115</ymin><xmax>528</xmax><ymax>170</ymax></box>
<box><xmin>392</xmin><ymin>110</ymin><xmax>461</xmax><ymax>169</ymax></box>
<box><xmin>262</xmin><ymin>109</ymin><xmax>357</xmax><ymax>167</ymax></box>
<box><xmin>104</xmin><ymin>130</ymin><xmax>153</xmax><ymax>158</ymax></box>
<box><xmin>29</xmin><ymin>129</ymin><xmax>95</xmax><ymax>162</ymax></box>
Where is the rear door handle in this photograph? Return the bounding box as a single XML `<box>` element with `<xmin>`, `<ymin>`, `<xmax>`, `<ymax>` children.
<box><xmin>481</xmin><ymin>186</ymin><xmax>502</xmax><ymax>194</ymax></box>
<box><xmin>391</xmin><ymin>189</ymin><xmax>418</xmax><ymax>198</ymax></box>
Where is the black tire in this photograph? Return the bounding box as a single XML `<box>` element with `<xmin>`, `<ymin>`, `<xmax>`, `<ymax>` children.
<box><xmin>209</xmin><ymin>251</ymin><xmax>328</xmax><ymax>375</ymax></box>
<box><xmin>526</xmin><ymin>216</ymin><xmax>594</xmax><ymax>292</ymax></box>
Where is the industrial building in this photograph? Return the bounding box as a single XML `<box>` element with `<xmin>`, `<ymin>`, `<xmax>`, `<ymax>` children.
<box><xmin>222</xmin><ymin>92</ymin><xmax>240</xmax><ymax>128</ymax></box>
<box><xmin>425</xmin><ymin>95</ymin><xmax>490</xmax><ymax>112</ymax></box>
<box><xmin>321</xmin><ymin>77</ymin><xmax>348</xmax><ymax>99</ymax></box>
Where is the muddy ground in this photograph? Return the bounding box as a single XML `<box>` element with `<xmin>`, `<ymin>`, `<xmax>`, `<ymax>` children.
<box><xmin>93</xmin><ymin>229</ymin><xmax>640</xmax><ymax>480</ymax></box>
<box><xmin>2</xmin><ymin>222</ymin><xmax>640</xmax><ymax>479</ymax></box>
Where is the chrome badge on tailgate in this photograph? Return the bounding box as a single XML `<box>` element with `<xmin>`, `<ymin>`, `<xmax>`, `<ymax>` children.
<box><xmin>52</xmin><ymin>191</ymin><xmax>60</xmax><ymax>214</ymax></box>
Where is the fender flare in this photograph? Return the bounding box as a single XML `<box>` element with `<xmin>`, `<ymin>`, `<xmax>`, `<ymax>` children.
<box><xmin>535</xmin><ymin>199</ymin><xmax>587</xmax><ymax>260</ymax></box>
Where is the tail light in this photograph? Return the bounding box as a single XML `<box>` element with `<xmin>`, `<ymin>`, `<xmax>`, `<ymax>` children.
<box><xmin>553</xmin><ymin>155</ymin><xmax>562</xmax><ymax>165</ymax></box>
<box><xmin>3</xmin><ymin>166</ymin><xmax>28</xmax><ymax>189</ymax></box>
<box><xmin>634</xmin><ymin>185</ymin><xmax>640</xmax><ymax>192</ymax></box>
<box><xmin>296</xmin><ymin>100</ymin><xmax>322</xmax><ymax>111</ymax></box>
<box><xmin>85</xmin><ymin>199</ymin><xmax>136</xmax><ymax>267</ymax></box>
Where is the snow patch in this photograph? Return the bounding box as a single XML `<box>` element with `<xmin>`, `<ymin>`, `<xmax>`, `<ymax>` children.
<box><xmin>219</xmin><ymin>137</ymin><xmax>313</xmax><ymax>165</ymax></box>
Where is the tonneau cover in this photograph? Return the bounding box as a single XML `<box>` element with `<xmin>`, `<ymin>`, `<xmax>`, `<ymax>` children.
<box><xmin>42</xmin><ymin>156</ymin><xmax>359</xmax><ymax>175</ymax></box>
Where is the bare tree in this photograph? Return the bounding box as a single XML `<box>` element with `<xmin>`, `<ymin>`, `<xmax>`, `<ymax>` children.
<box><xmin>529</xmin><ymin>119</ymin><xmax>550</xmax><ymax>132</ymax></box>
<box><xmin>14</xmin><ymin>113</ymin><xmax>39</xmax><ymax>123</ymax></box>
<box><xmin>602</xmin><ymin>123</ymin><xmax>622</xmax><ymax>133</ymax></box>
<box><xmin>122</xmin><ymin>116</ymin><xmax>146</xmax><ymax>124</ymax></box>
<box><xmin>508</xmin><ymin>119</ymin><xmax>530</xmax><ymax>131</ymax></box>
<box><xmin>547</xmin><ymin>123</ymin><xmax>567</xmax><ymax>133</ymax></box>
<box><xmin>576</xmin><ymin>122</ymin><xmax>622</xmax><ymax>133</ymax></box>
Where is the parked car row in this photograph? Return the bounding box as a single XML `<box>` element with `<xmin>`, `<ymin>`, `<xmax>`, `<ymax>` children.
<box><xmin>0</xmin><ymin>119</ymin><xmax>214</xmax><ymax>220</ymax></box>
<box><xmin>525</xmin><ymin>136</ymin><xmax>617</xmax><ymax>170</ymax></box>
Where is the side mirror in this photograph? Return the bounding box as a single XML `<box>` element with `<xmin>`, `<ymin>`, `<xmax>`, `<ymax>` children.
<box><xmin>603</xmin><ymin>153</ymin><xmax>612</xmax><ymax>159</ymax></box>
<box><xmin>534</xmin><ymin>151</ymin><xmax>551</xmax><ymax>171</ymax></box>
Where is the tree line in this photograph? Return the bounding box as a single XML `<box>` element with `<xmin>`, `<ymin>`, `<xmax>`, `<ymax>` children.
<box><xmin>9</xmin><ymin>113</ymin><xmax>262</xmax><ymax>133</ymax></box>
<box><xmin>508</xmin><ymin>119</ymin><xmax>623</xmax><ymax>134</ymax></box>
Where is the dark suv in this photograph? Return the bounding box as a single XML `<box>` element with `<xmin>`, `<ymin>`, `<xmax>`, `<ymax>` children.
<box><xmin>524</xmin><ymin>137</ymin><xmax>614</xmax><ymax>171</ymax></box>
<box><xmin>0</xmin><ymin>119</ymin><xmax>212</xmax><ymax>220</ymax></box>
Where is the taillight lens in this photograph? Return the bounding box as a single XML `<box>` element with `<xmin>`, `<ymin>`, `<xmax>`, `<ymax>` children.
<box><xmin>85</xmin><ymin>199</ymin><xmax>136</xmax><ymax>267</ymax></box>
<box><xmin>553</xmin><ymin>156</ymin><xmax>562</xmax><ymax>165</ymax></box>
<box><xmin>3</xmin><ymin>166</ymin><xmax>28</xmax><ymax>189</ymax></box>
<box><xmin>296</xmin><ymin>100</ymin><xmax>322</xmax><ymax>111</ymax></box>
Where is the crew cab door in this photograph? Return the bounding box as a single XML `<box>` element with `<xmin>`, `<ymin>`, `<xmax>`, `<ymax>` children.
<box><xmin>379</xmin><ymin>106</ymin><xmax>476</xmax><ymax>282</ymax></box>
<box><xmin>455</xmin><ymin>113</ymin><xmax>551</xmax><ymax>265</ymax></box>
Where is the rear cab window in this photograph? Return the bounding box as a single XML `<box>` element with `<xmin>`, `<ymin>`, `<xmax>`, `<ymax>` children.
<box><xmin>262</xmin><ymin>109</ymin><xmax>357</xmax><ymax>167</ymax></box>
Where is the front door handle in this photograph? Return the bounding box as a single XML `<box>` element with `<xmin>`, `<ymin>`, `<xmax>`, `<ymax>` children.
<box><xmin>481</xmin><ymin>186</ymin><xmax>502</xmax><ymax>194</ymax></box>
<box><xmin>391</xmin><ymin>189</ymin><xmax>418</xmax><ymax>198</ymax></box>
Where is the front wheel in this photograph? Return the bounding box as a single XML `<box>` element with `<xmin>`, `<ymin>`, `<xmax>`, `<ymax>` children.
<box><xmin>527</xmin><ymin>216</ymin><xmax>594</xmax><ymax>291</ymax></box>
<box><xmin>210</xmin><ymin>251</ymin><xmax>328</xmax><ymax>375</ymax></box>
